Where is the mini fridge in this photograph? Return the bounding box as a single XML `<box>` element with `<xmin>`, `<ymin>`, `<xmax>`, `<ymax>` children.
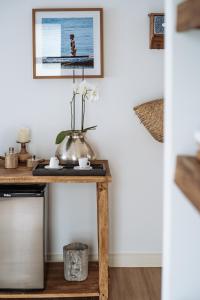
<box><xmin>0</xmin><ymin>184</ymin><xmax>46</xmax><ymax>289</ymax></box>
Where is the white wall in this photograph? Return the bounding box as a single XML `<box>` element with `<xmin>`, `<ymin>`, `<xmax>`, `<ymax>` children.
<box><xmin>0</xmin><ymin>0</ymin><xmax>164</xmax><ymax>265</ymax></box>
<box><xmin>163</xmin><ymin>0</ymin><xmax>200</xmax><ymax>298</ymax></box>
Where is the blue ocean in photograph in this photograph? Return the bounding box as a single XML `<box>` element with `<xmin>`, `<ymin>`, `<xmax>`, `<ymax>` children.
<box><xmin>42</xmin><ymin>17</ymin><xmax>94</xmax><ymax>68</ymax></box>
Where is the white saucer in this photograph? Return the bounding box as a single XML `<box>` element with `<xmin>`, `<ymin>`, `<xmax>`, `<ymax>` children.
<box><xmin>74</xmin><ymin>166</ymin><xmax>93</xmax><ymax>170</ymax></box>
<box><xmin>45</xmin><ymin>165</ymin><xmax>63</xmax><ymax>170</ymax></box>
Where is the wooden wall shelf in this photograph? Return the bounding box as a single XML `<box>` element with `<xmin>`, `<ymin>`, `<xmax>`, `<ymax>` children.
<box><xmin>177</xmin><ymin>0</ymin><xmax>200</xmax><ymax>32</ymax></box>
<box><xmin>175</xmin><ymin>155</ymin><xmax>200</xmax><ymax>212</ymax></box>
<box><xmin>0</xmin><ymin>262</ymin><xmax>99</xmax><ymax>298</ymax></box>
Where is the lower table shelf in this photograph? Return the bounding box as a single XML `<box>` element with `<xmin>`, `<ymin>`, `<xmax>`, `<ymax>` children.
<box><xmin>0</xmin><ymin>262</ymin><xmax>99</xmax><ymax>299</ymax></box>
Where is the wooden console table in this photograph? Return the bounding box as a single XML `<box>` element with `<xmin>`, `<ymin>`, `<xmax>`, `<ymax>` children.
<box><xmin>0</xmin><ymin>160</ymin><xmax>112</xmax><ymax>300</ymax></box>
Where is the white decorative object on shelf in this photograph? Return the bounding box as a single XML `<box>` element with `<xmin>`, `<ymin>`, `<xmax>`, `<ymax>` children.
<box><xmin>194</xmin><ymin>131</ymin><xmax>200</xmax><ymax>144</ymax></box>
<box><xmin>194</xmin><ymin>131</ymin><xmax>200</xmax><ymax>161</ymax></box>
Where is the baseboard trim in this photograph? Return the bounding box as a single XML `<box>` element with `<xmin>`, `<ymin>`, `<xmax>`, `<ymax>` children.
<box><xmin>47</xmin><ymin>253</ymin><xmax>162</xmax><ymax>267</ymax></box>
<box><xmin>109</xmin><ymin>253</ymin><xmax>162</xmax><ymax>267</ymax></box>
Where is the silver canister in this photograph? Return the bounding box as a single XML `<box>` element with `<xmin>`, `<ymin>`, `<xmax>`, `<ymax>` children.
<box><xmin>5</xmin><ymin>147</ymin><xmax>18</xmax><ymax>169</ymax></box>
<box><xmin>63</xmin><ymin>243</ymin><xmax>88</xmax><ymax>281</ymax></box>
<box><xmin>56</xmin><ymin>132</ymin><xmax>96</xmax><ymax>163</ymax></box>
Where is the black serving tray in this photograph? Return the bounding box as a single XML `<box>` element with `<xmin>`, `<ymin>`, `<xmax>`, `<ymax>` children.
<box><xmin>32</xmin><ymin>163</ymin><xmax>106</xmax><ymax>176</ymax></box>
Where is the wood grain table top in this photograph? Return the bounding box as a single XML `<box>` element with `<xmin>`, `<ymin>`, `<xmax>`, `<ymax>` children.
<box><xmin>0</xmin><ymin>160</ymin><xmax>112</xmax><ymax>184</ymax></box>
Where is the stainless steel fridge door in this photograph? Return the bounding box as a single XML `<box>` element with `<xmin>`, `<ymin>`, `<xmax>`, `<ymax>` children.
<box><xmin>0</xmin><ymin>196</ymin><xmax>44</xmax><ymax>289</ymax></box>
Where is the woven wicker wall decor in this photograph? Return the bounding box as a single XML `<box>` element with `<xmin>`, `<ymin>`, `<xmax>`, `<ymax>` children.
<box><xmin>133</xmin><ymin>99</ymin><xmax>164</xmax><ymax>143</ymax></box>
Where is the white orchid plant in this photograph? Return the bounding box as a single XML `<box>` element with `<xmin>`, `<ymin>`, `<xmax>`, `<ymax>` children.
<box><xmin>56</xmin><ymin>70</ymin><xmax>99</xmax><ymax>144</ymax></box>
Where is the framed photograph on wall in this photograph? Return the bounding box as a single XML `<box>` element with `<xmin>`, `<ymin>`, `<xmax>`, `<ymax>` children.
<box><xmin>32</xmin><ymin>8</ymin><xmax>104</xmax><ymax>78</ymax></box>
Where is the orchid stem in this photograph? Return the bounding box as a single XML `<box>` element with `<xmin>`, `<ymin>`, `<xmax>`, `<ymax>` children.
<box><xmin>82</xmin><ymin>68</ymin><xmax>84</xmax><ymax>81</ymax></box>
<box><xmin>72</xmin><ymin>70</ymin><xmax>76</xmax><ymax>131</ymax></box>
<box><xmin>81</xmin><ymin>95</ymin><xmax>84</xmax><ymax>131</ymax></box>
<box><xmin>73</xmin><ymin>93</ymin><xmax>75</xmax><ymax>130</ymax></box>
<box><xmin>70</xmin><ymin>101</ymin><xmax>73</xmax><ymax>130</ymax></box>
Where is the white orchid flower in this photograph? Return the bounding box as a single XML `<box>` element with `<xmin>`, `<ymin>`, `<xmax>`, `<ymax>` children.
<box><xmin>79</xmin><ymin>80</ymin><xmax>89</xmax><ymax>96</ymax></box>
<box><xmin>73</xmin><ymin>83</ymin><xmax>79</xmax><ymax>94</ymax></box>
<box><xmin>87</xmin><ymin>87</ymin><xmax>99</xmax><ymax>102</ymax></box>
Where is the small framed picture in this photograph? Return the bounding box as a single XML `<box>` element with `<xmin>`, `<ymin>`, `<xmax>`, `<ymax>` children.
<box><xmin>148</xmin><ymin>13</ymin><xmax>164</xmax><ymax>49</ymax></box>
<box><xmin>32</xmin><ymin>8</ymin><xmax>104</xmax><ymax>78</ymax></box>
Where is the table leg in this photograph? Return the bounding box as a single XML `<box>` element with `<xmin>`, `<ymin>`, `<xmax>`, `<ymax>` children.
<box><xmin>97</xmin><ymin>182</ymin><xmax>109</xmax><ymax>300</ymax></box>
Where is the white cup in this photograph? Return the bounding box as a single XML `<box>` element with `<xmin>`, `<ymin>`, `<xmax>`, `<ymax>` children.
<box><xmin>78</xmin><ymin>157</ymin><xmax>90</xmax><ymax>169</ymax></box>
<box><xmin>49</xmin><ymin>157</ymin><xmax>59</xmax><ymax>168</ymax></box>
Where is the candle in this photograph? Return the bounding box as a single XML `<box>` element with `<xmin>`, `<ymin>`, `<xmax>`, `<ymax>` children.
<box><xmin>17</xmin><ymin>128</ymin><xmax>30</xmax><ymax>143</ymax></box>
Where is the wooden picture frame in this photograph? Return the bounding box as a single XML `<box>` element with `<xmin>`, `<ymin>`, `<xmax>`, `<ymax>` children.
<box><xmin>148</xmin><ymin>13</ymin><xmax>164</xmax><ymax>49</ymax></box>
<box><xmin>32</xmin><ymin>8</ymin><xmax>104</xmax><ymax>79</ymax></box>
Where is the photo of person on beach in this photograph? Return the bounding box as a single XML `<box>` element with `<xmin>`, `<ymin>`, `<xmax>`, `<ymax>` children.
<box><xmin>41</xmin><ymin>17</ymin><xmax>94</xmax><ymax>69</ymax></box>
<box><xmin>34</xmin><ymin>9</ymin><xmax>103</xmax><ymax>78</ymax></box>
<box><xmin>70</xmin><ymin>34</ymin><xmax>77</xmax><ymax>56</ymax></box>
